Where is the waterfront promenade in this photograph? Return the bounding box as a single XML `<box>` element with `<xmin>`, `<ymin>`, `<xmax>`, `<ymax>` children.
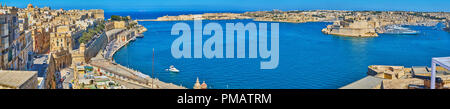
<box><xmin>103</xmin><ymin>39</ymin><xmax>120</xmax><ymax>60</ymax></box>
<box><xmin>89</xmin><ymin>28</ymin><xmax>186</xmax><ymax>89</ymax></box>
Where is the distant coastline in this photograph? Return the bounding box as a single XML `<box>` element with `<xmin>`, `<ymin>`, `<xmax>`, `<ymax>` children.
<box><xmin>142</xmin><ymin>10</ymin><xmax>448</xmax><ymax>37</ymax></box>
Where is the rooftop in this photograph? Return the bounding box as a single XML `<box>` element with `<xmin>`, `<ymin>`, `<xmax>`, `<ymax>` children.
<box><xmin>381</xmin><ymin>78</ymin><xmax>424</xmax><ymax>89</ymax></box>
<box><xmin>340</xmin><ymin>76</ymin><xmax>385</xmax><ymax>89</ymax></box>
<box><xmin>412</xmin><ymin>66</ymin><xmax>430</xmax><ymax>74</ymax></box>
<box><xmin>0</xmin><ymin>70</ymin><xmax>37</xmax><ymax>88</ymax></box>
<box><xmin>433</xmin><ymin>57</ymin><xmax>450</xmax><ymax>69</ymax></box>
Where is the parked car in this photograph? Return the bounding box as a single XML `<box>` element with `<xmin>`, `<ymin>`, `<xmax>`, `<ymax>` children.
<box><xmin>61</xmin><ymin>76</ymin><xmax>66</xmax><ymax>82</ymax></box>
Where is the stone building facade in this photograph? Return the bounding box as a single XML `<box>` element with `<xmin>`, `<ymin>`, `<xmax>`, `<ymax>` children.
<box><xmin>45</xmin><ymin>50</ymin><xmax>71</xmax><ymax>89</ymax></box>
<box><xmin>31</xmin><ymin>26</ymin><xmax>51</xmax><ymax>54</ymax></box>
<box><xmin>50</xmin><ymin>26</ymin><xmax>73</xmax><ymax>52</ymax></box>
<box><xmin>71</xmin><ymin>43</ymin><xmax>86</xmax><ymax>66</ymax></box>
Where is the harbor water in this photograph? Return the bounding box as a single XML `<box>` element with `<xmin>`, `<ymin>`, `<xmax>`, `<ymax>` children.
<box><xmin>111</xmin><ymin>11</ymin><xmax>450</xmax><ymax>89</ymax></box>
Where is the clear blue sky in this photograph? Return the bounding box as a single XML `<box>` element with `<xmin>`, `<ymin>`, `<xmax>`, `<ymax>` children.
<box><xmin>2</xmin><ymin>0</ymin><xmax>450</xmax><ymax>12</ymax></box>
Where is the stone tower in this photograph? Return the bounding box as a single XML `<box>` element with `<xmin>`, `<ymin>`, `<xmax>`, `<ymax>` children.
<box><xmin>201</xmin><ymin>81</ymin><xmax>207</xmax><ymax>89</ymax></box>
<box><xmin>193</xmin><ymin>77</ymin><xmax>201</xmax><ymax>89</ymax></box>
<box><xmin>79</xmin><ymin>43</ymin><xmax>86</xmax><ymax>53</ymax></box>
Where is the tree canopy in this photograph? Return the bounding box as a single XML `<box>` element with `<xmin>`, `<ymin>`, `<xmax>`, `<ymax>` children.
<box><xmin>110</xmin><ymin>15</ymin><xmax>130</xmax><ymax>21</ymax></box>
<box><xmin>78</xmin><ymin>22</ymin><xmax>105</xmax><ymax>44</ymax></box>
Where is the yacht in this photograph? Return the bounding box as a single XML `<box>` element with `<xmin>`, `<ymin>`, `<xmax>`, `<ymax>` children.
<box><xmin>383</xmin><ymin>25</ymin><xmax>419</xmax><ymax>35</ymax></box>
<box><xmin>167</xmin><ymin>65</ymin><xmax>180</xmax><ymax>73</ymax></box>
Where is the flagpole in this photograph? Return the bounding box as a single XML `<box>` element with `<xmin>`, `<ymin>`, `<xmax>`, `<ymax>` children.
<box><xmin>152</xmin><ymin>48</ymin><xmax>154</xmax><ymax>89</ymax></box>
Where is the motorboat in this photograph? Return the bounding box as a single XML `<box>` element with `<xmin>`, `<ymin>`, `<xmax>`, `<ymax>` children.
<box><xmin>167</xmin><ymin>65</ymin><xmax>180</xmax><ymax>73</ymax></box>
<box><xmin>383</xmin><ymin>25</ymin><xmax>419</xmax><ymax>35</ymax></box>
<box><xmin>136</xmin><ymin>34</ymin><xmax>144</xmax><ymax>38</ymax></box>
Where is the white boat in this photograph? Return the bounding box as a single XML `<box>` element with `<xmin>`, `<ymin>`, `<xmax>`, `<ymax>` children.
<box><xmin>136</xmin><ymin>34</ymin><xmax>144</xmax><ymax>38</ymax></box>
<box><xmin>167</xmin><ymin>65</ymin><xmax>180</xmax><ymax>73</ymax></box>
<box><xmin>383</xmin><ymin>25</ymin><xmax>419</xmax><ymax>35</ymax></box>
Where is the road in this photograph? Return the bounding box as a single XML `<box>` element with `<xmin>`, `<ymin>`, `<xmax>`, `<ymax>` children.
<box><xmin>61</xmin><ymin>68</ymin><xmax>74</xmax><ymax>89</ymax></box>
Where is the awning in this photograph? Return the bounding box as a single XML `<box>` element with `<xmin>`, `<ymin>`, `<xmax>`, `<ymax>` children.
<box><xmin>431</xmin><ymin>57</ymin><xmax>450</xmax><ymax>89</ymax></box>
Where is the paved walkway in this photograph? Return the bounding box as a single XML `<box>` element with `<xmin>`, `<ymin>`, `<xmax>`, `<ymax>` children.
<box><xmin>103</xmin><ymin>39</ymin><xmax>118</xmax><ymax>59</ymax></box>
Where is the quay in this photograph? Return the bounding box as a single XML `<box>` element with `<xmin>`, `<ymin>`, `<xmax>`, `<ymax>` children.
<box><xmin>136</xmin><ymin>19</ymin><xmax>158</xmax><ymax>21</ymax></box>
<box><xmin>89</xmin><ymin>27</ymin><xmax>186</xmax><ymax>89</ymax></box>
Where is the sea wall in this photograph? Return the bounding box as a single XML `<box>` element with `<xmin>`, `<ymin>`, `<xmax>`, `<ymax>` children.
<box><xmin>322</xmin><ymin>27</ymin><xmax>378</xmax><ymax>37</ymax></box>
<box><xmin>85</xmin><ymin>32</ymin><xmax>108</xmax><ymax>62</ymax></box>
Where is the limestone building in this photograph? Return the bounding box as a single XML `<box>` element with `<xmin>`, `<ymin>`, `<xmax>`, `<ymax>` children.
<box><xmin>45</xmin><ymin>50</ymin><xmax>71</xmax><ymax>89</ymax></box>
<box><xmin>50</xmin><ymin>25</ymin><xmax>73</xmax><ymax>52</ymax></box>
<box><xmin>71</xmin><ymin>43</ymin><xmax>86</xmax><ymax>66</ymax></box>
<box><xmin>106</xmin><ymin>21</ymin><xmax>128</xmax><ymax>31</ymax></box>
<box><xmin>31</xmin><ymin>26</ymin><xmax>51</xmax><ymax>54</ymax></box>
<box><xmin>0</xmin><ymin>5</ymin><xmax>21</xmax><ymax>69</ymax></box>
<box><xmin>0</xmin><ymin>70</ymin><xmax>38</xmax><ymax>89</ymax></box>
<box><xmin>88</xmin><ymin>9</ymin><xmax>104</xmax><ymax>20</ymax></box>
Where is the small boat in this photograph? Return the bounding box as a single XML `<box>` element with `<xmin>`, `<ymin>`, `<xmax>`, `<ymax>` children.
<box><xmin>166</xmin><ymin>65</ymin><xmax>180</xmax><ymax>73</ymax></box>
<box><xmin>136</xmin><ymin>34</ymin><xmax>144</xmax><ymax>38</ymax></box>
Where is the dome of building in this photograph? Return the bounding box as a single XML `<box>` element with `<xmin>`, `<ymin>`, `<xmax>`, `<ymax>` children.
<box><xmin>27</xmin><ymin>4</ymin><xmax>33</xmax><ymax>8</ymax></box>
<box><xmin>201</xmin><ymin>81</ymin><xmax>207</xmax><ymax>89</ymax></box>
<box><xmin>193</xmin><ymin>77</ymin><xmax>201</xmax><ymax>89</ymax></box>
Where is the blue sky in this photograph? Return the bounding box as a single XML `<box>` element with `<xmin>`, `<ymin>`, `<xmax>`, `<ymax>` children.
<box><xmin>2</xmin><ymin>0</ymin><xmax>450</xmax><ymax>12</ymax></box>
